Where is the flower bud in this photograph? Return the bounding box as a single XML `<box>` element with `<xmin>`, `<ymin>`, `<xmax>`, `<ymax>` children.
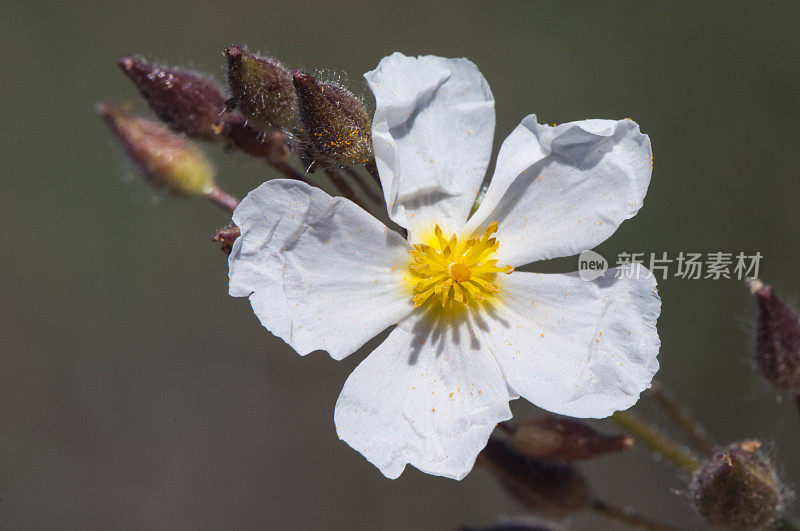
<box><xmin>292</xmin><ymin>70</ymin><xmax>372</xmax><ymax>167</ymax></box>
<box><xmin>221</xmin><ymin>114</ymin><xmax>291</xmax><ymax>162</ymax></box>
<box><xmin>505</xmin><ymin>416</ymin><xmax>632</xmax><ymax>461</ymax></box>
<box><xmin>224</xmin><ymin>45</ymin><xmax>296</xmax><ymax>131</ymax></box>
<box><xmin>747</xmin><ymin>278</ymin><xmax>800</xmax><ymax>393</ymax></box>
<box><xmin>477</xmin><ymin>438</ymin><xmax>590</xmax><ymax>518</ymax></box>
<box><xmin>212</xmin><ymin>223</ymin><xmax>240</xmax><ymax>255</ymax></box>
<box><xmin>118</xmin><ymin>55</ymin><xmax>227</xmax><ymax>141</ymax></box>
<box><xmin>98</xmin><ymin>102</ymin><xmax>215</xmax><ymax>196</ymax></box>
<box><xmin>691</xmin><ymin>440</ymin><xmax>783</xmax><ymax>529</ymax></box>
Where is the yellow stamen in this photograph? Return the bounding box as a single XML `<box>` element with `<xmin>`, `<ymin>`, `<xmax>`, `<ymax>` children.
<box><xmin>405</xmin><ymin>222</ymin><xmax>512</xmax><ymax>310</ymax></box>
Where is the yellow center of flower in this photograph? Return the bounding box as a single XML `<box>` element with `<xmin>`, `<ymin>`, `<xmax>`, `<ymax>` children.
<box><xmin>409</xmin><ymin>221</ymin><xmax>514</xmax><ymax>309</ymax></box>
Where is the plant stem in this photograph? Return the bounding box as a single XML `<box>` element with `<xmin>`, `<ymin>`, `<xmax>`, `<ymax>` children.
<box><xmin>648</xmin><ymin>381</ymin><xmax>715</xmax><ymax>457</ymax></box>
<box><xmin>345</xmin><ymin>167</ymin><xmax>383</xmax><ymax>203</ymax></box>
<box><xmin>365</xmin><ymin>158</ymin><xmax>381</xmax><ymax>187</ymax></box>
<box><xmin>590</xmin><ymin>499</ymin><xmax>679</xmax><ymax>531</ymax></box>
<box><xmin>205</xmin><ymin>185</ymin><xmax>240</xmax><ymax>213</ymax></box>
<box><xmin>611</xmin><ymin>411</ymin><xmax>700</xmax><ymax>474</ymax></box>
<box><xmin>270</xmin><ymin>159</ymin><xmax>312</xmax><ymax>185</ymax></box>
<box><xmin>324</xmin><ymin>168</ymin><xmax>367</xmax><ymax>210</ymax></box>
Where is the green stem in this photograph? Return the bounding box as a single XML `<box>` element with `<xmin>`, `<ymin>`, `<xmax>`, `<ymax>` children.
<box><xmin>611</xmin><ymin>411</ymin><xmax>701</xmax><ymax>474</ymax></box>
<box><xmin>648</xmin><ymin>381</ymin><xmax>716</xmax><ymax>457</ymax></box>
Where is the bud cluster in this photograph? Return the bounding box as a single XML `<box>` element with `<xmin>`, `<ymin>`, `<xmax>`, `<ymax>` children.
<box><xmin>101</xmin><ymin>48</ymin><xmax>376</xmax><ymax>210</ymax></box>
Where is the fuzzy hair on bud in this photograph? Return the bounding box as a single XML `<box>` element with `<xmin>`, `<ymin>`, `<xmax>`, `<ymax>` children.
<box><xmin>477</xmin><ymin>438</ymin><xmax>591</xmax><ymax>519</ymax></box>
<box><xmin>691</xmin><ymin>440</ymin><xmax>783</xmax><ymax>529</ymax></box>
<box><xmin>118</xmin><ymin>55</ymin><xmax>227</xmax><ymax>141</ymax></box>
<box><xmin>292</xmin><ymin>70</ymin><xmax>372</xmax><ymax>167</ymax></box>
<box><xmin>747</xmin><ymin>278</ymin><xmax>800</xmax><ymax>393</ymax></box>
<box><xmin>221</xmin><ymin>115</ymin><xmax>291</xmax><ymax>163</ymax></box>
<box><xmin>504</xmin><ymin>416</ymin><xmax>633</xmax><ymax>461</ymax></box>
<box><xmin>98</xmin><ymin>102</ymin><xmax>216</xmax><ymax>196</ymax></box>
<box><xmin>225</xmin><ymin>45</ymin><xmax>297</xmax><ymax>131</ymax></box>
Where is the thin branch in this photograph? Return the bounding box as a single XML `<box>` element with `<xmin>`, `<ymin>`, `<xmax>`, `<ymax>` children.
<box><xmin>611</xmin><ymin>411</ymin><xmax>701</xmax><ymax>474</ymax></box>
<box><xmin>345</xmin><ymin>167</ymin><xmax>383</xmax><ymax>203</ymax></box>
<box><xmin>270</xmin><ymin>159</ymin><xmax>312</xmax><ymax>185</ymax></box>
<box><xmin>648</xmin><ymin>381</ymin><xmax>715</xmax><ymax>457</ymax></box>
<box><xmin>590</xmin><ymin>499</ymin><xmax>679</xmax><ymax>531</ymax></box>
<box><xmin>365</xmin><ymin>158</ymin><xmax>381</xmax><ymax>187</ymax></box>
<box><xmin>205</xmin><ymin>185</ymin><xmax>240</xmax><ymax>213</ymax></box>
<box><xmin>324</xmin><ymin>168</ymin><xmax>368</xmax><ymax>211</ymax></box>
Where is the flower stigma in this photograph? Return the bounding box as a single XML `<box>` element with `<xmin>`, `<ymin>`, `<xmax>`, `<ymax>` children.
<box><xmin>408</xmin><ymin>222</ymin><xmax>514</xmax><ymax>310</ymax></box>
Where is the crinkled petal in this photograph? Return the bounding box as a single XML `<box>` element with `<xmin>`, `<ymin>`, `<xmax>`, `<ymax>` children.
<box><xmin>463</xmin><ymin>116</ymin><xmax>652</xmax><ymax>266</ymax></box>
<box><xmin>228</xmin><ymin>179</ymin><xmax>413</xmax><ymax>360</ymax></box>
<box><xmin>366</xmin><ymin>52</ymin><xmax>495</xmax><ymax>242</ymax></box>
<box><xmin>478</xmin><ymin>264</ymin><xmax>660</xmax><ymax>418</ymax></box>
<box><xmin>335</xmin><ymin>312</ymin><xmax>513</xmax><ymax>479</ymax></box>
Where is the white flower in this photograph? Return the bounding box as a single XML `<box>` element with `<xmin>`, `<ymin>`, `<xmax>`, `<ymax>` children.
<box><xmin>228</xmin><ymin>53</ymin><xmax>661</xmax><ymax>480</ymax></box>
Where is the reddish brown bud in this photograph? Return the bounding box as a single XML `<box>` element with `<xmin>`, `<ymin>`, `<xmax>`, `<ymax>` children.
<box><xmin>292</xmin><ymin>70</ymin><xmax>372</xmax><ymax>167</ymax></box>
<box><xmin>477</xmin><ymin>438</ymin><xmax>590</xmax><ymax>518</ymax></box>
<box><xmin>691</xmin><ymin>440</ymin><xmax>783</xmax><ymax>529</ymax></box>
<box><xmin>225</xmin><ymin>45</ymin><xmax>296</xmax><ymax>131</ymax></box>
<box><xmin>222</xmin><ymin>115</ymin><xmax>291</xmax><ymax>162</ymax></box>
<box><xmin>748</xmin><ymin>279</ymin><xmax>800</xmax><ymax>393</ymax></box>
<box><xmin>118</xmin><ymin>55</ymin><xmax>227</xmax><ymax>141</ymax></box>
<box><xmin>504</xmin><ymin>416</ymin><xmax>632</xmax><ymax>461</ymax></box>
<box><xmin>212</xmin><ymin>224</ymin><xmax>240</xmax><ymax>255</ymax></box>
<box><xmin>97</xmin><ymin>102</ymin><xmax>215</xmax><ymax>196</ymax></box>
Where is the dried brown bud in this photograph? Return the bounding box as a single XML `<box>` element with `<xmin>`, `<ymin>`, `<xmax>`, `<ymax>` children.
<box><xmin>221</xmin><ymin>115</ymin><xmax>291</xmax><ymax>162</ymax></box>
<box><xmin>504</xmin><ymin>416</ymin><xmax>632</xmax><ymax>461</ymax></box>
<box><xmin>225</xmin><ymin>45</ymin><xmax>296</xmax><ymax>131</ymax></box>
<box><xmin>292</xmin><ymin>70</ymin><xmax>372</xmax><ymax>167</ymax></box>
<box><xmin>477</xmin><ymin>438</ymin><xmax>590</xmax><ymax>519</ymax></box>
<box><xmin>118</xmin><ymin>55</ymin><xmax>227</xmax><ymax>141</ymax></box>
<box><xmin>692</xmin><ymin>440</ymin><xmax>783</xmax><ymax>529</ymax></box>
<box><xmin>98</xmin><ymin>102</ymin><xmax>215</xmax><ymax>196</ymax></box>
<box><xmin>212</xmin><ymin>223</ymin><xmax>240</xmax><ymax>255</ymax></box>
<box><xmin>748</xmin><ymin>278</ymin><xmax>800</xmax><ymax>393</ymax></box>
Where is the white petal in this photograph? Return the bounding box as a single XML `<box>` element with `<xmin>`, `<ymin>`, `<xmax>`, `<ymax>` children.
<box><xmin>334</xmin><ymin>313</ymin><xmax>513</xmax><ymax>479</ymax></box>
<box><xmin>463</xmin><ymin>116</ymin><xmax>652</xmax><ymax>266</ymax></box>
<box><xmin>228</xmin><ymin>179</ymin><xmax>413</xmax><ymax>360</ymax></box>
<box><xmin>478</xmin><ymin>264</ymin><xmax>660</xmax><ymax>418</ymax></box>
<box><xmin>366</xmin><ymin>52</ymin><xmax>495</xmax><ymax>241</ymax></box>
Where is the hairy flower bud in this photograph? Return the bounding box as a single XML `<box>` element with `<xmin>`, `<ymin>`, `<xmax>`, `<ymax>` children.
<box><xmin>118</xmin><ymin>55</ymin><xmax>227</xmax><ymax>141</ymax></box>
<box><xmin>477</xmin><ymin>438</ymin><xmax>590</xmax><ymax>518</ymax></box>
<box><xmin>504</xmin><ymin>416</ymin><xmax>632</xmax><ymax>461</ymax></box>
<box><xmin>691</xmin><ymin>440</ymin><xmax>783</xmax><ymax>529</ymax></box>
<box><xmin>747</xmin><ymin>279</ymin><xmax>800</xmax><ymax>393</ymax></box>
<box><xmin>222</xmin><ymin>115</ymin><xmax>291</xmax><ymax>162</ymax></box>
<box><xmin>225</xmin><ymin>45</ymin><xmax>296</xmax><ymax>131</ymax></box>
<box><xmin>98</xmin><ymin>102</ymin><xmax>215</xmax><ymax>196</ymax></box>
<box><xmin>212</xmin><ymin>223</ymin><xmax>240</xmax><ymax>255</ymax></box>
<box><xmin>292</xmin><ymin>70</ymin><xmax>372</xmax><ymax>167</ymax></box>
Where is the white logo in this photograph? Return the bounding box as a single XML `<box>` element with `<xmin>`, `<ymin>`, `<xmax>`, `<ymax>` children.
<box><xmin>578</xmin><ymin>250</ymin><xmax>608</xmax><ymax>281</ymax></box>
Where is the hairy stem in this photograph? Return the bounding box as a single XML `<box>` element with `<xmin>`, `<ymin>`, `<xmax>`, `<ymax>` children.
<box><xmin>345</xmin><ymin>167</ymin><xmax>383</xmax><ymax>203</ymax></box>
<box><xmin>648</xmin><ymin>381</ymin><xmax>715</xmax><ymax>457</ymax></box>
<box><xmin>611</xmin><ymin>411</ymin><xmax>700</xmax><ymax>474</ymax></box>
<box><xmin>270</xmin><ymin>159</ymin><xmax>312</xmax><ymax>185</ymax></box>
<box><xmin>365</xmin><ymin>158</ymin><xmax>381</xmax><ymax>187</ymax></box>
<box><xmin>205</xmin><ymin>185</ymin><xmax>240</xmax><ymax>213</ymax></box>
<box><xmin>590</xmin><ymin>499</ymin><xmax>679</xmax><ymax>531</ymax></box>
<box><xmin>324</xmin><ymin>168</ymin><xmax>367</xmax><ymax>210</ymax></box>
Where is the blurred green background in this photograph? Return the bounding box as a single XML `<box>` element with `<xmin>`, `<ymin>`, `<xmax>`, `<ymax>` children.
<box><xmin>2</xmin><ymin>1</ymin><xmax>800</xmax><ymax>529</ymax></box>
